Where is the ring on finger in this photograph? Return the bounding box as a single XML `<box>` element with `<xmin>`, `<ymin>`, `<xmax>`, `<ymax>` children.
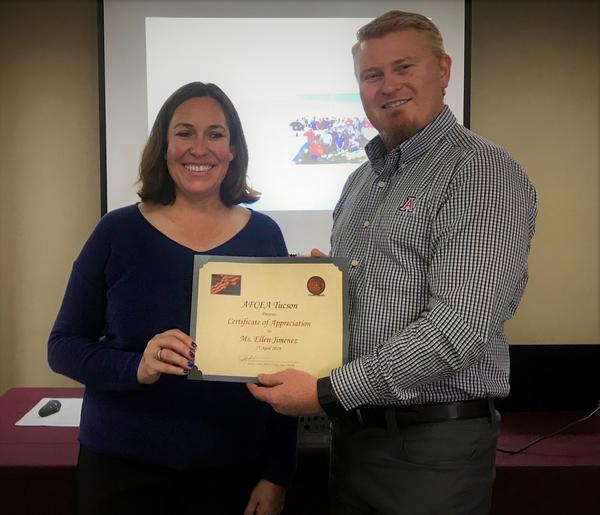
<box><xmin>156</xmin><ymin>348</ymin><xmax>163</xmax><ymax>362</ymax></box>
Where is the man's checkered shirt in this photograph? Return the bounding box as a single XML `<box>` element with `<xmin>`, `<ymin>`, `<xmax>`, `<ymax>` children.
<box><xmin>330</xmin><ymin>106</ymin><xmax>537</xmax><ymax>409</ymax></box>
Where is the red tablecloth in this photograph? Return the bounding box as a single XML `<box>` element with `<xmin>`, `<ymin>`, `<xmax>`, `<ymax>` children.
<box><xmin>492</xmin><ymin>410</ymin><xmax>600</xmax><ymax>515</ymax></box>
<box><xmin>0</xmin><ymin>387</ymin><xmax>83</xmax><ymax>515</ymax></box>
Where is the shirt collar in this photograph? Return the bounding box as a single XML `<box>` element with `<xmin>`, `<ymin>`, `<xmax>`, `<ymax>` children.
<box><xmin>365</xmin><ymin>105</ymin><xmax>457</xmax><ymax>166</ymax></box>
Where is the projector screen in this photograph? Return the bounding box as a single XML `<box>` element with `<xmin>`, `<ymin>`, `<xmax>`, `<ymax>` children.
<box><xmin>102</xmin><ymin>0</ymin><xmax>467</xmax><ymax>252</ymax></box>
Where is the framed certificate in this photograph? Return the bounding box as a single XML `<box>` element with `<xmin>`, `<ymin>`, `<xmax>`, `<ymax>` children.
<box><xmin>188</xmin><ymin>256</ymin><xmax>348</xmax><ymax>382</ymax></box>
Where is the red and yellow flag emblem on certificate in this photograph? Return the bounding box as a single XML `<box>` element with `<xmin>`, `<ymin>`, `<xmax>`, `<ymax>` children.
<box><xmin>210</xmin><ymin>274</ymin><xmax>241</xmax><ymax>295</ymax></box>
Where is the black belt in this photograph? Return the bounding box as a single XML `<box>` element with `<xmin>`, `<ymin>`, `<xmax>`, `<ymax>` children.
<box><xmin>341</xmin><ymin>399</ymin><xmax>493</xmax><ymax>428</ymax></box>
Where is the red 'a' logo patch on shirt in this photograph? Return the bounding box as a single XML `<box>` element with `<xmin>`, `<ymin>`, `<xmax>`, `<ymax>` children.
<box><xmin>400</xmin><ymin>196</ymin><xmax>416</xmax><ymax>213</ymax></box>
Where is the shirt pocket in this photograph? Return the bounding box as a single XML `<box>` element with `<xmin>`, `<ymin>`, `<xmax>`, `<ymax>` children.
<box><xmin>378</xmin><ymin>202</ymin><xmax>432</xmax><ymax>273</ymax></box>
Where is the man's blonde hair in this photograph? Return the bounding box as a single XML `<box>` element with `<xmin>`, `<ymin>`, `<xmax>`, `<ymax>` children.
<box><xmin>352</xmin><ymin>10</ymin><xmax>445</xmax><ymax>58</ymax></box>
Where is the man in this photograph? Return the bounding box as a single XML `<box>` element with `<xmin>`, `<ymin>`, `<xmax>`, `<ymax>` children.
<box><xmin>248</xmin><ymin>10</ymin><xmax>537</xmax><ymax>515</ymax></box>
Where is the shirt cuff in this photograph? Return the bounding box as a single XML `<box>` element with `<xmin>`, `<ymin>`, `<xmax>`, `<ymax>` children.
<box><xmin>330</xmin><ymin>357</ymin><xmax>380</xmax><ymax>409</ymax></box>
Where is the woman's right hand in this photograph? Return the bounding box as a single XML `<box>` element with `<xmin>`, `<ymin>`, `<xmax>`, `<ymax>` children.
<box><xmin>137</xmin><ymin>329</ymin><xmax>195</xmax><ymax>384</ymax></box>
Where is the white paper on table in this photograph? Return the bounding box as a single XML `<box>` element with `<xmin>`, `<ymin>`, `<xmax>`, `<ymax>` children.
<box><xmin>15</xmin><ymin>398</ymin><xmax>83</xmax><ymax>427</ymax></box>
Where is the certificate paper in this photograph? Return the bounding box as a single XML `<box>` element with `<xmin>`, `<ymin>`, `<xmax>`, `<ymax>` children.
<box><xmin>189</xmin><ymin>256</ymin><xmax>348</xmax><ymax>382</ymax></box>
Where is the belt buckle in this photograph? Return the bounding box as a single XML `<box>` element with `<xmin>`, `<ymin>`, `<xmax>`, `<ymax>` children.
<box><xmin>393</xmin><ymin>408</ymin><xmax>419</xmax><ymax>426</ymax></box>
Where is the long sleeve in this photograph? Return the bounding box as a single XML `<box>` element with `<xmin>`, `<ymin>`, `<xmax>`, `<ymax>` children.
<box><xmin>48</xmin><ymin>217</ymin><xmax>143</xmax><ymax>391</ymax></box>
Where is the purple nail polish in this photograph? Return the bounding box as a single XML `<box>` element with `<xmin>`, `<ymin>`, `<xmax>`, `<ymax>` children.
<box><xmin>187</xmin><ymin>360</ymin><xmax>194</xmax><ymax>368</ymax></box>
<box><xmin>191</xmin><ymin>341</ymin><xmax>197</xmax><ymax>349</ymax></box>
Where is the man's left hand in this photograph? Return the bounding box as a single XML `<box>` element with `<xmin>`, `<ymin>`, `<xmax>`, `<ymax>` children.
<box><xmin>247</xmin><ymin>369</ymin><xmax>323</xmax><ymax>416</ymax></box>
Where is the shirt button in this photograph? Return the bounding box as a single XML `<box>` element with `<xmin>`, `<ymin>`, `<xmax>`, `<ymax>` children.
<box><xmin>363</xmin><ymin>220</ymin><xmax>370</xmax><ymax>227</ymax></box>
<box><xmin>350</xmin><ymin>259</ymin><xmax>359</xmax><ymax>267</ymax></box>
<box><xmin>377</xmin><ymin>181</ymin><xmax>386</xmax><ymax>188</ymax></box>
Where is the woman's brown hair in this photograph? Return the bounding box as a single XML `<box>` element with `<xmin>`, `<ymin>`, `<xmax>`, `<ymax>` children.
<box><xmin>137</xmin><ymin>82</ymin><xmax>259</xmax><ymax>205</ymax></box>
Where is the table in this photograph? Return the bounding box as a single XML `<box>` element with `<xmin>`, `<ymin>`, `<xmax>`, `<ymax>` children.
<box><xmin>492</xmin><ymin>410</ymin><xmax>600</xmax><ymax>515</ymax></box>
<box><xmin>0</xmin><ymin>387</ymin><xmax>83</xmax><ymax>515</ymax></box>
<box><xmin>2</xmin><ymin>388</ymin><xmax>599</xmax><ymax>514</ymax></box>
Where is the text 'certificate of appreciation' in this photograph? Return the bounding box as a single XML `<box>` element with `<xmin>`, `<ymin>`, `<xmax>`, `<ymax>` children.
<box><xmin>188</xmin><ymin>256</ymin><xmax>348</xmax><ymax>382</ymax></box>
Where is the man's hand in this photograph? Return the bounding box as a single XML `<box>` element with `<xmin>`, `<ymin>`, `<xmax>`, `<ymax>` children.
<box><xmin>247</xmin><ymin>369</ymin><xmax>323</xmax><ymax>416</ymax></box>
<box><xmin>243</xmin><ymin>479</ymin><xmax>285</xmax><ymax>515</ymax></box>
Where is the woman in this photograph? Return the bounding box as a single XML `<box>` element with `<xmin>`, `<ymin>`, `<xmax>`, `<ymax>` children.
<box><xmin>48</xmin><ymin>82</ymin><xmax>297</xmax><ymax>515</ymax></box>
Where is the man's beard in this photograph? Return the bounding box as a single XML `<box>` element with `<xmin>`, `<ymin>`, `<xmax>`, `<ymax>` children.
<box><xmin>380</xmin><ymin>120</ymin><xmax>421</xmax><ymax>151</ymax></box>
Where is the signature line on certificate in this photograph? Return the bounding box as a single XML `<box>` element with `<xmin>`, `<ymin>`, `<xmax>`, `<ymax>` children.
<box><xmin>239</xmin><ymin>355</ymin><xmax>297</xmax><ymax>366</ymax></box>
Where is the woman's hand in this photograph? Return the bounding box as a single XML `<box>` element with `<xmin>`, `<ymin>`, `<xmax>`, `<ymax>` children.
<box><xmin>137</xmin><ymin>329</ymin><xmax>195</xmax><ymax>384</ymax></box>
<box><xmin>243</xmin><ymin>479</ymin><xmax>285</xmax><ymax>515</ymax></box>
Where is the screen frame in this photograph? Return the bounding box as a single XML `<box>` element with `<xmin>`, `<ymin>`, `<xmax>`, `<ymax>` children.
<box><xmin>97</xmin><ymin>0</ymin><xmax>472</xmax><ymax>216</ymax></box>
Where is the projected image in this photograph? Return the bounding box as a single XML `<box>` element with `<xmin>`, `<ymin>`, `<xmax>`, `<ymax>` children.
<box><xmin>289</xmin><ymin>114</ymin><xmax>377</xmax><ymax>165</ymax></box>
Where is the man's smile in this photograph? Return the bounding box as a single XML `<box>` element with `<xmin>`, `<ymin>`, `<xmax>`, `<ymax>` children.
<box><xmin>382</xmin><ymin>98</ymin><xmax>412</xmax><ymax>109</ymax></box>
